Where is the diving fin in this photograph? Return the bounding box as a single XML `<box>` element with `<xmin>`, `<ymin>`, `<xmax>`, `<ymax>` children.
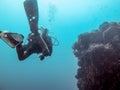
<box><xmin>0</xmin><ymin>32</ymin><xmax>24</xmax><ymax>48</ymax></box>
<box><xmin>23</xmin><ymin>0</ymin><xmax>39</xmax><ymax>34</ymax></box>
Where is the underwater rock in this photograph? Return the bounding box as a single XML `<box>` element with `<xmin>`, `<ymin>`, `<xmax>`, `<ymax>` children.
<box><xmin>73</xmin><ymin>22</ymin><xmax>120</xmax><ymax>90</ymax></box>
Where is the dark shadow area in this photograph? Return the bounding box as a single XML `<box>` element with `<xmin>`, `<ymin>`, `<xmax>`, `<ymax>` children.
<box><xmin>73</xmin><ymin>22</ymin><xmax>120</xmax><ymax>90</ymax></box>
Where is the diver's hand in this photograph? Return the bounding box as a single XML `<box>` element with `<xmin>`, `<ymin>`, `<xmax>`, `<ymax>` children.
<box><xmin>39</xmin><ymin>54</ymin><xmax>45</xmax><ymax>61</ymax></box>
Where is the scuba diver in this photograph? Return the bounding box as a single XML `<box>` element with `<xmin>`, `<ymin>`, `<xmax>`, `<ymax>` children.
<box><xmin>0</xmin><ymin>0</ymin><xmax>53</xmax><ymax>61</ymax></box>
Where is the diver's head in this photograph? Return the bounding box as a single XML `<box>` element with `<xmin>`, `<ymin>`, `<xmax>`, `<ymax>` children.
<box><xmin>0</xmin><ymin>31</ymin><xmax>2</xmax><ymax>33</ymax></box>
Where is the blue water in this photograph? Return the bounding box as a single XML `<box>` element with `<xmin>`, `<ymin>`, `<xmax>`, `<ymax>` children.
<box><xmin>0</xmin><ymin>0</ymin><xmax>120</xmax><ymax>90</ymax></box>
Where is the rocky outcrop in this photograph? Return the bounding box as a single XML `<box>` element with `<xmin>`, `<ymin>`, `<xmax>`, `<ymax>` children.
<box><xmin>73</xmin><ymin>22</ymin><xmax>120</xmax><ymax>90</ymax></box>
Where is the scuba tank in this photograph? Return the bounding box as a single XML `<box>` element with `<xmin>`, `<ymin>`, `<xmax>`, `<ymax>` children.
<box><xmin>0</xmin><ymin>31</ymin><xmax>24</xmax><ymax>48</ymax></box>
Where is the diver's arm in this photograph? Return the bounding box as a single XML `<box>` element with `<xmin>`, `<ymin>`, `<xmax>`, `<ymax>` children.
<box><xmin>16</xmin><ymin>43</ymin><xmax>25</xmax><ymax>60</ymax></box>
<box><xmin>16</xmin><ymin>43</ymin><xmax>33</xmax><ymax>60</ymax></box>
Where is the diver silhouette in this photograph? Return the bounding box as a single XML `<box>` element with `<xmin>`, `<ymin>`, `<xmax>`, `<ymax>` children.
<box><xmin>0</xmin><ymin>0</ymin><xmax>53</xmax><ymax>61</ymax></box>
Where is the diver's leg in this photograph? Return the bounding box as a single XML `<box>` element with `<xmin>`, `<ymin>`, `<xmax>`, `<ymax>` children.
<box><xmin>24</xmin><ymin>0</ymin><xmax>50</xmax><ymax>55</ymax></box>
<box><xmin>24</xmin><ymin>0</ymin><xmax>39</xmax><ymax>34</ymax></box>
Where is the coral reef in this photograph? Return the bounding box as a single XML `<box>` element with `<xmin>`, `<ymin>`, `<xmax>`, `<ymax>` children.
<box><xmin>73</xmin><ymin>22</ymin><xmax>120</xmax><ymax>90</ymax></box>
